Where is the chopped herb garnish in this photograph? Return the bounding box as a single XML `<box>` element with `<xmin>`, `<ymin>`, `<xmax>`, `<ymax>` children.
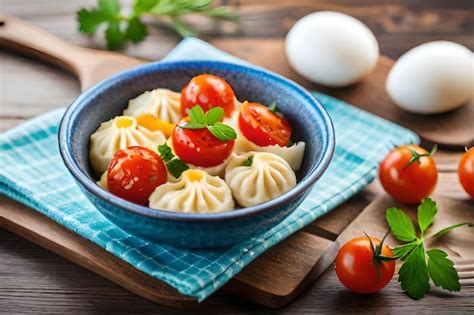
<box><xmin>157</xmin><ymin>143</ymin><xmax>189</xmax><ymax>178</ymax></box>
<box><xmin>286</xmin><ymin>139</ymin><xmax>294</xmax><ymax>147</ymax></box>
<box><xmin>180</xmin><ymin>105</ymin><xmax>237</xmax><ymax>142</ymax></box>
<box><xmin>386</xmin><ymin>198</ymin><xmax>469</xmax><ymax>299</ymax></box>
<box><xmin>241</xmin><ymin>155</ymin><xmax>254</xmax><ymax>167</ymax></box>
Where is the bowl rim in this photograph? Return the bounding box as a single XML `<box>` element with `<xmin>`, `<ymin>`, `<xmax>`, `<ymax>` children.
<box><xmin>59</xmin><ymin>60</ymin><xmax>335</xmax><ymax>222</ymax></box>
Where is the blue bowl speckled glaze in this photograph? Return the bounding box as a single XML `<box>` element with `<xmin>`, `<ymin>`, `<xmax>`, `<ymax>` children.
<box><xmin>59</xmin><ymin>61</ymin><xmax>335</xmax><ymax>248</ymax></box>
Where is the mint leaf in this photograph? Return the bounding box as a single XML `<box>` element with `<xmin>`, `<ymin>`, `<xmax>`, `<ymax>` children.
<box><xmin>392</xmin><ymin>242</ymin><xmax>417</xmax><ymax>261</ymax></box>
<box><xmin>207</xmin><ymin>122</ymin><xmax>237</xmax><ymax>142</ymax></box>
<box><xmin>77</xmin><ymin>8</ymin><xmax>107</xmax><ymax>34</ymax></box>
<box><xmin>386</xmin><ymin>207</ymin><xmax>417</xmax><ymax>242</ymax></box>
<box><xmin>187</xmin><ymin>105</ymin><xmax>206</xmax><ymax>125</ymax></box>
<box><xmin>125</xmin><ymin>18</ymin><xmax>148</xmax><ymax>43</ymax></box>
<box><xmin>427</xmin><ymin>249</ymin><xmax>461</xmax><ymax>292</ymax></box>
<box><xmin>180</xmin><ymin>122</ymin><xmax>206</xmax><ymax>129</ymax></box>
<box><xmin>170</xmin><ymin>17</ymin><xmax>196</xmax><ymax>37</ymax></box>
<box><xmin>431</xmin><ymin>223</ymin><xmax>470</xmax><ymax>238</ymax></box>
<box><xmin>398</xmin><ymin>244</ymin><xmax>430</xmax><ymax>299</ymax></box>
<box><xmin>99</xmin><ymin>0</ymin><xmax>120</xmax><ymax>18</ymax></box>
<box><xmin>157</xmin><ymin>143</ymin><xmax>189</xmax><ymax>178</ymax></box>
<box><xmin>417</xmin><ymin>198</ymin><xmax>437</xmax><ymax>234</ymax></box>
<box><xmin>206</xmin><ymin>107</ymin><xmax>224</xmax><ymax>125</ymax></box>
<box><xmin>241</xmin><ymin>155</ymin><xmax>254</xmax><ymax>167</ymax></box>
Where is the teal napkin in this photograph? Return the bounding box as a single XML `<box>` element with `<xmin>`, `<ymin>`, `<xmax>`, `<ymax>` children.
<box><xmin>0</xmin><ymin>38</ymin><xmax>419</xmax><ymax>301</ymax></box>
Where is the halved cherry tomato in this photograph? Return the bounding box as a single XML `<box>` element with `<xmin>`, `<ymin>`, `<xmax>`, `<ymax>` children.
<box><xmin>172</xmin><ymin>119</ymin><xmax>234</xmax><ymax>167</ymax></box>
<box><xmin>238</xmin><ymin>101</ymin><xmax>292</xmax><ymax>147</ymax></box>
<box><xmin>379</xmin><ymin>145</ymin><xmax>438</xmax><ymax>204</ymax></box>
<box><xmin>336</xmin><ymin>236</ymin><xmax>395</xmax><ymax>294</ymax></box>
<box><xmin>458</xmin><ymin>147</ymin><xmax>474</xmax><ymax>198</ymax></box>
<box><xmin>181</xmin><ymin>74</ymin><xmax>235</xmax><ymax>118</ymax></box>
<box><xmin>107</xmin><ymin>146</ymin><xmax>167</xmax><ymax>205</ymax></box>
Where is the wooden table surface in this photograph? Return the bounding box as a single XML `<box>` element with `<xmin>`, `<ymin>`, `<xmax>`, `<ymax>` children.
<box><xmin>1</xmin><ymin>0</ymin><xmax>473</xmax><ymax>313</ymax></box>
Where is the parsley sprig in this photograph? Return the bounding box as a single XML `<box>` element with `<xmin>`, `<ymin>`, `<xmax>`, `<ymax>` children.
<box><xmin>77</xmin><ymin>0</ymin><xmax>239</xmax><ymax>50</ymax></box>
<box><xmin>181</xmin><ymin>105</ymin><xmax>237</xmax><ymax>142</ymax></box>
<box><xmin>386</xmin><ymin>198</ymin><xmax>470</xmax><ymax>299</ymax></box>
<box><xmin>157</xmin><ymin>143</ymin><xmax>189</xmax><ymax>178</ymax></box>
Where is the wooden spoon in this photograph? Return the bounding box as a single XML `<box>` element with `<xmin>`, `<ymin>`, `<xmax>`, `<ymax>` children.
<box><xmin>0</xmin><ymin>13</ymin><xmax>146</xmax><ymax>91</ymax></box>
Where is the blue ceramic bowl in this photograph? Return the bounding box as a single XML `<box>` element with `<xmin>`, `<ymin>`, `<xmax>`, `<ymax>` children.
<box><xmin>59</xmin><ymin>61</ymin><xmax>335</xmax><ymax>248</ymax></box>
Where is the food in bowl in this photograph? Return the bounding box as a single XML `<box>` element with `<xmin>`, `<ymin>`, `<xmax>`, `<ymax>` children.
<box><xmin>88</xmin><ymin>74</ymin><xmax>306</xmax><ymax>213</ymax></box>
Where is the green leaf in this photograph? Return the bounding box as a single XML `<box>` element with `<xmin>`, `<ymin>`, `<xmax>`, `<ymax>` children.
<box><xmin>77</xmin><ymin>8</ymin><xmax>108</xmax><ymax>34</ymax></box>
<box><xmin>241</xmin><ymin>155</ymin><xmax>254</xmax><ymax>167</ymax></box>
<box><xmin>427</xmin><ymin>249</ymin><xmax>461</xmax><ymax>292</ymax></box>
<box><xmin>125</xmin><ymin>18</ymin><xmax>148</xmax><ymax>43</ymax></box>
<box><xmin>187</xmin><ymin>105</ymin><xmax>206</xmax><ymax>125</ymax></box>
<box><xmin>287</xmin><ymin>139</ymin><xmax>294</xmax><ymax>147</ymax></box>
<box><xmin>431</xmin><ymin>223</ymin><xmax>470</xmax><ymax>238</ymax></box>
<box><xmin>392</xmin><ymin>242</ymin><xmax>417</xmax><ymax>260</ymax></box>
<box><xmin>157</xmin><ymin>143</ymin><xmax>174</xmax><ymax>163</ymax></box>
<box><xmin>417</xmin><ymin>198</ymin><xmax>437</xmax><ymax>234</ymax></box>
<box><xmin>133</xmin><ymin>0</ymin><xmax>159</xmax><ymax>15</ymax></box>
<box><xmin>386</xmin><ymin>207</ymin><xmax>417</xmax><ymax>242</ymax></box>
<box><xmin>157</xmin><ymin>143</ymin><xmax>189</xmax><ymax>178</ymax></box>
<box><xmin>170</xmin><ymin>17</ymin><xmax>196</xmax><ymax>37</ymax></box>
<box><xmin>166</xmin><ymin>158</ymin><xmax>189</xmax><ymax>178</ymax></box>
<box><xmin>99</xmin><ymin>0</ymin><xmax>120</xmax><ymax>18</ymax></box>
<box><xmin>398</xmin><ymin>244</ymin><xmax>431</xmax><ymax>300</ymax></box>
<box><xmin>180</xmin><ymin>122</ymin><xmax>206</xmax><ymax>129</ymax></box>
<box><xmin>206</xmin><ymin>107</ymin><xmax>224</xmax><ymax>125</ymax></box>
<box><xmin>207</xmin><ymin>122</ymin><xmax>237</xmax><ymax>142</ymax></box>
<box><xmin>105</xmin><ymin>20</ymin><xmax>127</xmax><ymax>50</ymax></box>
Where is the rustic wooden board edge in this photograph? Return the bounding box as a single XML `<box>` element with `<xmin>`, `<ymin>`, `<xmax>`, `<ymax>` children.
<box><xmin>0</xmin><ymin>195</ymin><xmax>345</xmax><ymax>308</ymax></box>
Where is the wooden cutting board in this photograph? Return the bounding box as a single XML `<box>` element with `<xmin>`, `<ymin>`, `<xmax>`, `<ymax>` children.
<box><xmin>0</xmin><ymin>14</ymin><xmax>472</xmax><ymax>308</ymax></box>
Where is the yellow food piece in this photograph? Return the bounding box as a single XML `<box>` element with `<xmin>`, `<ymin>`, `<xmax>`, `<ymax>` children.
<box><xmin>183</xmin><ymin>169</ymin><xmax>204</xmax><ymax>182</ymax></box>
<box><xmin>114</xmin><ymin>116</ymin><xmax>135</xmax><ymax>128</ymax></box>
<box><xmin>136</xmin><ymin>114</ymin><xmax>175</xmax><ymax>137</ymax></box>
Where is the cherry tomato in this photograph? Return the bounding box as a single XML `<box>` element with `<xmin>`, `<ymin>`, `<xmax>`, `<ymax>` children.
<box><xmin>107</xmin><ymin>146</ymin><xmax>167</xmax><ymax>205</ymax></box>
<box><xmin>172</xmin><ymin>119</ymin><xmax>234</xmax><ymax>167</ymax></box>
<box><xmin>458</xmin><ymin>147</ymin><xmax>474</xmax><ymax>198</ymax></box>
<box><xmin>238</xmin><ymin>101</ymin><xmax>292</xmax><ymax>147</ymax></box>
<box><xmin>379</xmin><ymin>145</ymin><xmax>438</xmax><ymax>204</ymax></box>
<box><xmin>181</xmin><ymin>74</ymin><xmax>235</xmax><ymax>118</ymax></box>
<box><xmin>336</xmin><ymin>236</ymin><xmax>395</xmax><ymax>294</ymax></box>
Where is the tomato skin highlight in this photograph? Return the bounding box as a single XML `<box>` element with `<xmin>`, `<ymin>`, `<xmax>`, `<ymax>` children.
<box><xmin>238</xmin><ymin>101</ymin><xmax>292</xmax><ymax>147</ymax></box>
<box><xmin>172</xmin><ymin>119</ymin><xmax>234</xmax><ymax>167</ymax></box>
<box><xmin>181</xmin><ymin>74</ymin><xmax>235</xmax><ymax>118</ymax></box>
<box><xmin>107</xmin><ymin>146</ymin><xmax>167</xmax><ymax>205</ymax></box>
<box><xmin>458</xmin><ymin>147</ymin><xmax>474</xmax><ymax>198</ymax></box>
<box><xmin>379</xmin><ymin>145</ymin><xmax>438</xmax><ymax>204</ymax></box>
<box><xmin>336</xmin><ymin>236</ymin><xmax>395</xmax><ymax>294</ymax></box>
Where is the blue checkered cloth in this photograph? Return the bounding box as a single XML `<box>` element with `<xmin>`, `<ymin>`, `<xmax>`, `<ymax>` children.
<box><xmin>0</xmin><ymin>38</ymin><xmax>419</xmax><ymax>301</ymax></box>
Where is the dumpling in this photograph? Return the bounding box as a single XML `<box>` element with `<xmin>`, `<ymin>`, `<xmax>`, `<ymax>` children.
<box><xmin>235</xmin><ymin>133</ymin><xmax>305</xmax><ymax>171</ymax></box>
<box><xmin>97</xmin><ymin>171</ymin><xmax>108</xmax><ymax>190</ymax></box>
<box><xmin>225</xmin><ymin>152</ymin><xmax>296</xmax><ymax>207</ymax></box>
<box><xmin>123</xmin><ymin>88</ymin><xmax>181</xmax><ymax>123</ymax></box>
<box><xmin>149</xmin><ymin>169</ymin><xmax>235</xmax><ymax>213</ymax></box>
<box><xmin>89</xmin><ymin>116</ymin><xmax>166</xmax><ymax>174</ymax></box>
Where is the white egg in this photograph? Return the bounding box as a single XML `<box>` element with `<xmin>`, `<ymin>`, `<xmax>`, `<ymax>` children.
<box><xmin>386</xmin><ymin>41</ymin><xmax>473</xmax><ymax>114</ymax></box>
<box><xmin>285</xmin><ymin>11</ymin><xmax>379</xmax><ymax>87</ymax></box>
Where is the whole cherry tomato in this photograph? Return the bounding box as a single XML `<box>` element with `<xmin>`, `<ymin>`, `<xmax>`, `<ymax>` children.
<box><xmin>238</xmin><ymin>101</ymin><xmax>292</xmax><ymax>147</ymax></box>
<box><xmin>379</xmin><ymin>145</ymin><xmax>438</xmax><ymax>204</ymax></box>
<box><xmin>458</xmin><ymin>147</ymin><xmax>474</xmax><ymax>198</ymax></box>
<box><xmin>181</xmin><ymin>74</ymin><xmax>235</xmax><ymax>118</ymax></box>
<box><xmin>336</xmin><ymin>236</ymin><xmax>395</xmax><ymax>294</ymax></box>
<box><xmin>172</xmin><ymin>119</ymin><xmax>235</xmax><ymax>167</ymax></box>
<box><xmin>107</xmin><ymin>146</ymin><xmax>167</xmax><ymax>205</ymax></box>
